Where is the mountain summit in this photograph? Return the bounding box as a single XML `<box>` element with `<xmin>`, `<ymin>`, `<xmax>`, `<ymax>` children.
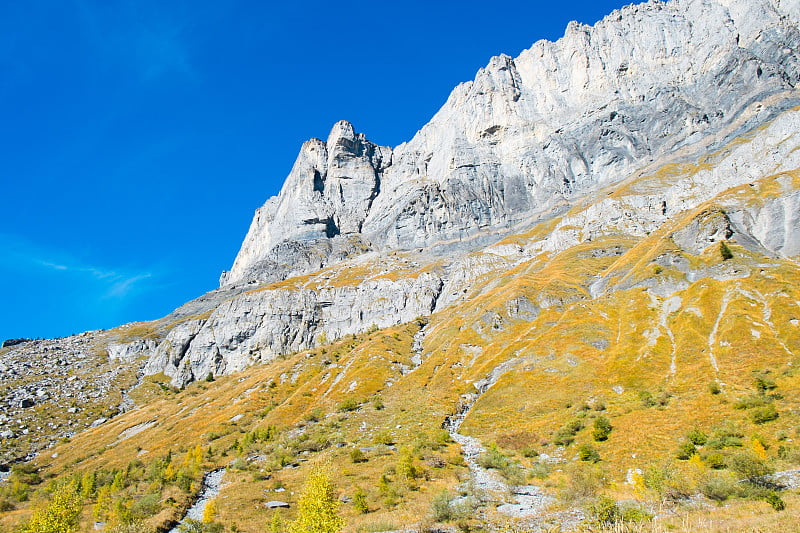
<box><xmin>136</xmin><ymin>0</ymin><xmax>800</xmax><ymax>387</ymax></box>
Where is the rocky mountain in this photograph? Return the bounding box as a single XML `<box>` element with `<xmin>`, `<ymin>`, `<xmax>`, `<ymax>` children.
<box><xmin>134</xmin><ymin>0</ymin><xmax>800</xmax><ymax>387</ymax></box>
<box><xmin>3</xmin><ymin>0</ymin><xmax>800</xmax><ymax>531</ymax></box>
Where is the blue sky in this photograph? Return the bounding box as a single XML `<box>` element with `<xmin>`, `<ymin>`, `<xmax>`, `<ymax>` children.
<box><xmin>1</xmin><ymin>0</ymin><xmax>632</xmax><ymax>340</ymax></box>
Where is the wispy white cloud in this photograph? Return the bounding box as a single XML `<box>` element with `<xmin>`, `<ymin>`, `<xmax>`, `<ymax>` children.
<box><xmin>105</xmin><ymin>272</ymin><xmax>153</xmax><ymax>299</ymax></box>
<box><xmin>1</xmin><ymin>233</ymin><xmax>157</xmax><ymax>301</ymax></box>
<box><xmin>38</xmin><ymin>260</ymin><xmax>69</xmax><ymax>271</ymax></box>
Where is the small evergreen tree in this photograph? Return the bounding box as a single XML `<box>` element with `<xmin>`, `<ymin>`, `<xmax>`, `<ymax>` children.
<box><xmin>720</xmin><ymin>241</ymin><xmax>733</xmax><ymax>260</ymax></box>
<box><xmin>352</xmin><ymin>488</ymin><xmax>368</xmax><ymax>514</ymax></box>
<box><xmin>592</xmin><ymin>416</ymin><xmax>612</xmax><ymax>441</ymax></box>
<box><xmin>288</xmin><ymin>466</ymin><xmax>343</xmax><ymax>533</ymax></box>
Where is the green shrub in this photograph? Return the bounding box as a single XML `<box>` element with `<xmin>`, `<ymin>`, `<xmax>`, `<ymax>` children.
<box><xmin>675</xmin><ymin>441</ymin><xmax>697</xmax><ymax>460</ymax></box>
<box><xmin>529</xmin><ymin>461</ymin><xmax>550</xmax><ymax>480</ymax></box>
<box><xmin>640</xmin><ymin>389</ymin><xmax>672</xmax><ymax>408</ymax></box>
<box><xmin>620</xmin><ymin>504</ymin><xmax>653</xmax><ymax>523</ymax></box>
<box><xmin>734</xmin><ymin>395</ymin><xmax>771</xmax><ymax>410</ymax></box>
<box><xmin>687</xmin><ymin>429</ymin><xmax>708</xmax><ymax>446</ymax></box>
<box><xmin>701</xmin><ymin>452</ymin><xmax>726</xmax><ymax>469</ymax></box>
<box><xmin>720</xmin><ymin>241</ymin><xmax>733</xmax><ymax>260</ymax></box>
<box><xmin>521</xmin><ymin>447</ymin><xmax>539</xmax><ymax>458</ymax></box>
<box><xmin>371</xmin><ymin>395</ymin><xmax>384</xmax><ymax>411</ymax></box>
<box><xmin>353</xmin><ymin>488</ymin><xmax>369</xmax><ymax>514</ymax></box>
<box><xmin>643</xmin><ymin>463</ymin><xmax>692</xmax><ymax>501</ymax></box>
<box><xmin>708</xmin><ymin>381</ymin><xmax>721</xmax><ymax>395</ymax></box>
<box><xmin>430</xmin><ymin>490</ymin><xmax>456</xmax><ymax>522</ymax></box>
<box><xmin>592</xmin><ymin>416</ymin><xmax>612</xmax><ymax>442</ymax></box>
<box><xmin>751</xmin><ymin>404</ymin><xmax>779</xmax><ymax>424</ymax></box>
<box><xmin>765</xmin><ymin>492</ymin><xmax>786</xmax><ymax>511</ymax></box>
<box><xmin>560</xmin><ymin>463</ymin><xmax>608</xmax><ymax>503</ymax></box>
<box><xmin>590</xmin><ymin>495</ymin><xmax>621</xmax><ymax>526</ymax></box>
<box><xmin>350</xmin><ymin>449</ymin><xmax>367</xmax><ymax>464</ymax></box>
<box><xmin>337</xmin><ymin>397</ymin><xmax>361</xmax><ymax>412</ymax></box>
<box><xmin>578</xmin><ymin>444</ymin><xmax>601</xmax><ymax>463</ymax></box>
<box><xmin>0</xmin><ymin>498</ymin><xmax>15</xmax><ymax>512</ymax></box>
<box><xmin>701</xmin><ymin>472</ymin><xmax>737</xmax><ymax>502</ymax></box>
<box><xmin>728</xmin><ymin>452</ymin><xmax>772</xmax><ymax>481</ymax></box>
<box><xmin>305</xmin><ymin>408</ymin><xmax>323</xmax><ymax>423</ymax></box>
<box><xmin>477</xmin><ymin>444</ymin><xmax>525</xmax><ymax>484</ymax></box>
<box><xmin>754</xmin><ymin>376</ymin><xmax>777</xmax><ymax>392</ymax></box>
<box><xmin>130</xmin><ymin>493</ymin><xmax>161</xmax><ymax>520</ymax></box>
<box><xmin>706</xmin><ymin>424</ymin><xmax>744</xmax><ymax>449</ymax></box>
<box><xmin>554</xmin><ymin>417</ymin><xmax>584</xmax><ymax>446</ymax></box>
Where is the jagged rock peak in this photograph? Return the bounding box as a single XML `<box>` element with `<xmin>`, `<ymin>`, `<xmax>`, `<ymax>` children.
<box><xmin>220</xmin><ymin>121</ymin><xmax>392</xmax><ymax>287</ymax></box>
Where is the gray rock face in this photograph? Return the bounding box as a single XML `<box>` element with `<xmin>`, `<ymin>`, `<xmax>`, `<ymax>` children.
<box><xmin>142</xmin><ymin>0</ymin><xmax>800</xmax><ymax>387</ymax></box>
<box><xmin>222</xmin><ymin>0</ymin><xmax>800</xmax><ymax>287</ymax></box>
<box><xmin>223</xmin><ymin>121</ymin><xmax>391</xmax><ymax>286</ymax></box>
<box><xmin>107</xmin><ymin>338</ymin><xmax>157</xmax><ymax>363</ymax></box>
<box><xmin>147</xmin><ymin>270</ymin><xmax>443</xmax><ymax>387</ymax></box>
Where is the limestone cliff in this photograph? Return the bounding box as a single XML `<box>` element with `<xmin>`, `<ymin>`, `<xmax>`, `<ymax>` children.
<box><xmin>124</xmin><ymin>0</ymin><xmax>800</xmax><ymax>386</ymax></box>
<box><xmin>223</xmin><ymin>0</ymin><xmax>800</xmax><ymax>286</ymax></box>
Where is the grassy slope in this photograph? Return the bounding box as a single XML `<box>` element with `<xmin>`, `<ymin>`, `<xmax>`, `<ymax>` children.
<box><xmin>3</xmin><ymin>154</ymin><xmax>800</xmax><ymax>530</ymax></box>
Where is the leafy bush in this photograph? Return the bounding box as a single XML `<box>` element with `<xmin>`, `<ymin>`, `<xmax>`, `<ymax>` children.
<box><xmin>554</xmin><ymin>417</ymin><xmax>584</xmax><ymax>446</ymax></box>
<box><xmin>130</xmin><ymin>493</ymin><xmax>161</xmax><ymax>520</ymax></box>
<box><xmin>751</xmin><ymin>404</ymin><xmax>779</xmax><ymax>424</ymax></box>
<box><xmin>592</xmin><ymin>416</ymin><xmax>612</xmax><ymax>442</ymax></box>
<box><xmin>373</xmin><ymin>430</ymin><xmax>395</xmax><ymax>446</ymax></box>
<box><xmin>754</xmin><ymin>376</ymin><xmax>777</xmax><ymax>392</ymax></box>
<box><xmin>676</xmin><ymin>441</ymin><xmax>697</xmax><ymax>460</ymax></box>
<box><xmin>590</xmin><ymin>495</ymin><xmax>621</xmax><ymax>526</ymax></box>
<box><xmin>765</xmin><ymin>492</ymin><xmax>786</xmax><ymax>511</ymax></box>
<box><xmin>620</xmin><ymin>504</ymin><xmax>653</xmax><ymax>523</ymax></box>
<box><xmin>642</xmin><ymin>462</ymin><xmax>692</xmax><ymax>501</ymax></box>
<box><xmin>706</xmin><ymin>424</ymin><xmax>744</xmax><ymax>449</ymax></box>
<box><xmin>560</xmin><ymin>463</ymin><xmax>607</xmax><ymax>502</ymax></box>
<box><xmin>178</xmin><ymin>520</ymin><xmax>223</xmax><ymax>533</ymax></box>
<box><xmin>371</xmin><ymin>395</ymin><xmax>384</xmax><ymax>411</ymax></box>
<box><xmin>353</xmin><ymin>488</ymin><xmax>369</xmax><ymax>514</ymax></box>
<box><xmin>430</xmin><ymin>490</ymin><xmax>473</xmax><ymax>523</ymax></box>
<box><xmin>687</xmin><ymin>429</ymin><xmax>708</xmax><ymax>446</ymax></box>
<box><xmin>700</xmin><ymin>472</ymin><xmax>738</xmax><ymax>502</ymax></box>
<box><xmin>521</xmin><ymin>447</ymin><xmax>539</xmax><ymax>458</ymax></box>
<box><xmin>639</xmin><ymin>389</ymin><xmax>671</xmax><ymax>408</ymax></box>
<box><xmin>337</xmin><ymin>397</ymin><xmax>361</xmax><ymax>412</ymax></box>
<box><xmin>305</xmin><ymin>408</ymin><xmax>323</xmax><ymax>423</ymax></box>
<box><xmin>477</xmin><ymin>444</ymin><xmax>525</xmax><ymax>484</ymax></box>
<box><xmin>701</xmin><ymin>452</ymin><xmax>726</xmax><ymax>470</ymax></box>
<box><xmin>733</xmin><ymin>395</ymin><xmax>772</xmax><ymax>410</ymax></box>
<box><xmin>350</xmin><ymin>448</ymin><xmax>367</xmax><ymax>464</ymax></box>
<box><xmin>728</xmin><ymin>452</ymin><xmax>773</xmax><ymax>481</ymax></box>
<box><xmin>578</xmin><ymin>444</ymin><xmax>601</xmax><ymax>463</ymax></box>
<box><xmin>708</xmin><ymin>381</ymin><xmax>721</xmax><ymax>395</ymax></box>
<box><xmin>529</xmin><ymin>461</ymin><xmax>550</xmax><ymax>480</ymax></box>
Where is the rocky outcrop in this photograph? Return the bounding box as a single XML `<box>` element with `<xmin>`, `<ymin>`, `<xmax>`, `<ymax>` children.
<box><xmin>107</xmin><ymin>338</ymin><xmax>157</xmax><ymax>363</ymax></box>
<box><xmin>222</xmin><ymin>121</ymin><xmax>391</xmax><ymax>286</ymax></box>
<box><xmin>146</xmin><ymin>271</ymin><xmax>444</xmax><ymax>387</ymax></box>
